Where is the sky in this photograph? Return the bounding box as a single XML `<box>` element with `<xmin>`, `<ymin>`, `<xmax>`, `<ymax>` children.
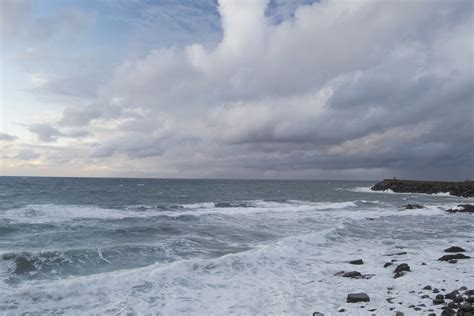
<box><xmin>0</xmin><ymin>0</ymin><xmax>473</xmax><ymax>180</ymax></box>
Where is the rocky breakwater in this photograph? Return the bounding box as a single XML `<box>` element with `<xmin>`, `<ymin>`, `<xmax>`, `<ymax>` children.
<box><xmin>371</xmin><ymin>179</ymin><xmax>474</xmax><ymax>197</ymax></box>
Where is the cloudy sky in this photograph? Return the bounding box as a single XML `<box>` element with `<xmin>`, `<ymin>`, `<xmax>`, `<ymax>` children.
<box><xmin>1</xmin><ymin>0</ymin><xmax>473</xmax><ymax>180</ymax></box>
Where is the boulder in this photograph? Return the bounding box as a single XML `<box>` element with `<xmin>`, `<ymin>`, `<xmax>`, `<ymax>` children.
<box><xmin>349</xmin><ymin>259</ymin><xmax>364</xmax><ymax>265</ymax></box>
<box><xmin>438</xmin><ymin>253</ymin><xmax>471</xmax><ymax>261</ymax></box>
<box><xmin>444</xmin><ymin>246</ymin><xmax>466</xmax><ymax>253</ymax></box>
<box><xmin>346</xmin><ymin>293</ymin><xmax>370</xmax><ymax>303</ymax></box>
<box><xmin>404</xmin><ymin>204</ymin><xmax>424</xmax><ymax>209</ymax></box>
<box><xmin>394</xmin><ymin>263</ymin><xmax>410</xmax><ymax>274</ymax></box>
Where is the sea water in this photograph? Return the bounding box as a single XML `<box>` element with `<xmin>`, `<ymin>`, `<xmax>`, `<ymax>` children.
<box><xmin>0</xmin><ymin>177</ymin><xmax>472</xmax><ymax>314</ymax></box>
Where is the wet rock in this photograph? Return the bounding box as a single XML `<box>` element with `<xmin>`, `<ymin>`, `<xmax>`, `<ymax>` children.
<box><xmin>465</xmin><ymin>290</ymin><xmax>474</xmax><ymax>296</ymax></box>
<box><xmin>385</xmin><ymin>252</ymin><xmax>407</xmax><ymax>256</ymax></box>
<box><xmin>433</xmin><ymin>297</ymin><xmax>445</xmax><ymax>305</ymax></box>
<box><xmin>338</xmin><ymin>309</ymin><xmax>345</xmax><ymax>312</ymax></box>
<box><xmin>467</xmin><ymin>296</ymin><xmax>474</xmax><ymax>303</ymax></box>
<box><xmin>347</xmin><ymin>293</ymin><xmax>370</xmax><ymax>303</ymax></box>
<box><xmin>335</xmin><ymin>271</ymin><xmax>362</xmax><ymax>278</ymax></box>
<box><xmin>395</xmin><ymin>311</ymin><xmax>404</xmax><ymax>316</ymax></box>
<box><xmin>445</xmin><ymin>290</ymin><xmax>460</xmax><ymax>300</ymax></box>
<box><xmin>433</xmin><ymin>289</ymin><xmax>440</xmax><ymax>293</ymax></box>
<box><xmin>444</xmin><ymin>246</ymin><xmax>466</xmax><ymax>253</ymax></box>
<box><xmin>438</xmin><ymin>254</ymin><xmax>471</xmax><ymax>261</ymax></box>
<box><xmin>349</xmin><ymin>259</ymin><xmax>364</xmax><ymax>265</ymax></box>
<box><xmin>421</xmin><ymin>295</ymin><xmax>430</xmax><ymax>299</ymax></box>
<box><xmin>312</xmin><ymin>313</ymin><xmax>324</xmax><ymax>316</ymax></box>
<box><xmin>449</xmin><ymin>260</ymin><xmax>458</xmax><ymax>264</ymax></box>
<box><xmin>446</xmin><ymin>204</ymin><xmax>474</xmax><ymax>213</ymax></box>
<box><xmin>423</xmin><ymin>285</ymin><xmax>433</xmax><ymax>290</ymax></box>
<box><xmin>441</xmin><ymin>306</ymin><xmax>456</xmax><ymax>316</ymax></box>
<box><xmin>394</xmin><ymin>271</ymin><xmax>407</xmax><ymax>278</ymax></box>
<box><xmin>384</xmin><ymin>262</ymin><xmax>393</xmax><ymax>268</ymax></box>
<box><xmin>394</xmin><ymin>263</ymin><xmax>410</xmax><ymax>273</ymax></box>
<box><xmin>404</xmin><ymin>204</ymin><xmax>424</xmax><ymax>209</ymax></box>
<box><xmin>459</xmin><ymin>302</ymin><xmax>472</xmax><ymax>311</ymax></box>
<box><xmin>459</xmin><ymin>286</ymin><xmax>468</xmax><ymax>291</ymax></box>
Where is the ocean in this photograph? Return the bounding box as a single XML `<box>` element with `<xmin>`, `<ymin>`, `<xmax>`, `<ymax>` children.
<box><xmin>0</xmin><ymin>177</ymin><xmax>473</xmax><ymax>315</ymax></box>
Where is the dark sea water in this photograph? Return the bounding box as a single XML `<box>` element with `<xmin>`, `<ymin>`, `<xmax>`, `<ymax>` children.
<box><xmin>1</xmin><ymin>177</ymin><xmax>473</xmax><ymax>315</ymax></box>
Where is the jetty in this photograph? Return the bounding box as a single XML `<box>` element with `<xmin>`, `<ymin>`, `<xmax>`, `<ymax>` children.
<box><xmin>371</xmin><ymin>179</ymin><xmax>474</xmax><ymax>197</ymax></box>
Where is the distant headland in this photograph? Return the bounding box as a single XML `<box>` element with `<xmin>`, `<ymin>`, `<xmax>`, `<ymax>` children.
<box><xmin>371</xmin><ymin>179</ymin><xmax>474</xmax><ymax>197</ymax></box>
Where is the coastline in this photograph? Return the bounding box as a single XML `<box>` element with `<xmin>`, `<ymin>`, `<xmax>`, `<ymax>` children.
<box><xmin>371</xmin><ymin>179</ymin><xmax>474</xmax><ymax>197</ymax></box>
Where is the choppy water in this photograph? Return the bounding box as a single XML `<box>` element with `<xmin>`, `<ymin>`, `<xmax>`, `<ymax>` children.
<box><xmin>1</xmin><ymin>177</ymin><xmax>473</xmax><ymax>315</ymax></box>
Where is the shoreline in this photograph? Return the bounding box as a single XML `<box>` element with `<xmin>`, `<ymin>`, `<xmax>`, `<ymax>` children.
<box><xmin>371</xmin><ymin>179</ymin><xmax>474</xmax><ymax>197</ymax></box>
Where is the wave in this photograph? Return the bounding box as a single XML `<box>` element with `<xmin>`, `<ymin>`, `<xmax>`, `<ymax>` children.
<box><xmin>1</xmin><ymin>200</ymin><xmax>362</xmax><ymax>224</ymax></box>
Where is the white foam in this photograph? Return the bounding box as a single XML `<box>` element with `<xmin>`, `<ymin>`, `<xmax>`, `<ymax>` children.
<box><xmin>2</xmin><ymin>227</ymin><xmax>472</xmax><ymax>315</ymax></box>
<box><xmin>1</xmin><ymin>205</ymin><xmax>150</xmax><ymax>224</ymax></box>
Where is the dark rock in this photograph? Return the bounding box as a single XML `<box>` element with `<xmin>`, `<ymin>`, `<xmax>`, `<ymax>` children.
<box><xmin>422</xmin><ymin>262</ymin><xmax>427</xmax><ymax>265</ymax></box>
<box><xmin>447</xmin><ymin>301</ymin><xmax>457</xmax><ymax>308</ymax></box>
<box><xmin>421</xmin><ymin>295</ymin><xmax>430</xmax><ymax>299</ymax></box>
<box><xmin>459</xmin><ymin>286</ymin><xmax>467</xmax><ymax>291</ymax></box>
<box><xmin>467</xmin><ymin>296</ymin><xmax>474</xmax><ymax>303</ymax></box>
<box><xmin>384</xmin><ymin>262</ymin><xmax>393</xmax><ymax>268</ymax></box>
<box><xmin>338</xmin><ymin>309</ymin><xmax>345</xmax><ymax>313</ymax></box>
<box><xmin>385</xmin><ymin>252</ymin><xmax>407</xmax><ymax>256</ymax></box>
<box><xmin>465</xmin><ymin>290</ymin><xmax>474</xmax><ymax>296</ymax></box>
<box><xmin>445</xmin><ymin>290</ymin><xmax>460</xmax><ymax>300</ymax></box>
<box><xmin>395</xmin><ymin>311</ymin><xmax>404</xmax><ymax>316</ymax></box>
<box><xmin>446</xmin><ymin>204</ymin><xmax>474</xmax><ymax>213</ymax></box>
<box><xmin>449</xmin><ymin>260</ymin><xmax>458</xmax><ymax>264</ymax></box>
<box><xmin>433</xmin><ymin>297</ymin><xmax>445</xmax><ymax>305</ymax></box>
<box><xmin>459</xmin><ymin>302</ymin><xmax>472</xmax><ymax>311</ymax></box>
<box><xmin>438</xmin><ymin>254</ymin><xmax>471</xmax><ymax>261</ymax></box>
<box><xmin>453</xmin><ymin>295</ymin><xmax>464</xmax><ymax>303</ymax></box>
<box><xmin>428</xmin><ymin>314</ymin><xmax>436</xmax><ymax>316</ymax></box>
<box><xmin>394</xmin><ymin>271</ymin><xmax>407</xmax><ymax>278</ymax></box>
<box><xmin>404</xmin><ymin>204</ymin><xmax>424</xmax><ymax>209</ymax></box>
<box><xmin>394</xmin><ymin>263</ymin><xmax>410</xmax><ymax>274</ymax></box>
<box><xmin>436</xmin><ymin>294</ymin><xmax>445</xmax><ymax>300</ymax></box>
<box><xmin>433</xmin><ymin>289</ymin><xmax>440</xmax><ymax>293</ymax></box>
<box><xmin>335</xmin><ymin>271</ymin><xmax>362</xmax><ymax>278</ymax></box>
<box><xmin>445</xmin><ymin>246</ymin><xmax>466</xmax><ymax>253</ymax></box>
<box><xmin>423</xmin><ymin>285</ymin><xmax>433</xmax><ymax>290</ymax></box>
<box><xmin>349</xmin><ymin>259</ymin><xmax>364</xmax><ymax>265</ymax></box>
<box><xmin>347</xmin><ymin>293</ymin><xmax>370</xmax><ymax>303</ymax></box>
<box><xmin>441</xmin><ymin>306</ymin><xmax>456</xmax><ymax>316</ymax></box>
<box><xmin>312</xmin><ymin>313</ymin><xmax>324</xmax><ymax>316</ymax></box>
<box><xmin>371</xmin><ymin>179</ymin><xmax>474</xmax><ymax>197</ymax></box>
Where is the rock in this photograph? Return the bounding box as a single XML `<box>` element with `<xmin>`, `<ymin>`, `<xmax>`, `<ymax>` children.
<box><xmin>421</xmin><ymin>262</ymin><xmax>427</xmax><ymax>265</ymax></box>
<box><xmin>349</xmin><ymin>259</ymin><xmax>364</xmax><ymax>265</ymax></box>
<box><xmin>444</xmin><ymin>246</ymin><xmax>466</xmax><ymax>253</ymax></box>
<box><xmin>312</xmin><ymin>313</ymin><xmax>324</xmax><ymax>316</ymax></box>
<box><xmin>441</xmin><ymin>306</ymin><xmax>456</xmax><ymax>316</ymax></box>
<box><xmin>445</xmin><ymin>290</ymin><xmax>460</xmax><ymax>300</ymax></box>
<box><xmin>423</xmin><ymin>285</ymin><xmax>433</xmax><ymax>290</ymax></box>
<box><xmin>433</xmin><ymin>289</ymin><xmax>440</xmax><ymax>293</ymax></box>
<box><xmin>394</xmin><ymin>271</ymin><xmax>407</xmax><ymax>279</ymax></box>
<box><xmin>371</xmin><ymin>179</ymin><xmax>474</xmax><ymax>197</ymax></box>
<box><xmin>438</xmin><ymin>253</ymin><xmax>471</xmax><ymax>261</ymax></box>
<box><xmin>384</xmin><ymin>262</ymin><xmax>393</xmax><ymax>268</ymax></box>
<box><xmin>459</xmin><ymin>302</ymin><xmax>472</xmax><ymax>311</ymax></box>
<box><xmin>459</xmin><ymin>286</ymin><xmax>468</xmax><ymax>290</ymax></box>
<box><xmin>404</xmin><ymin>204</ymin><xmax>424</xmax><ymax>209</ymax></box>
<box><xmin>338</xmin><ymin>309</ymin><xmax>345</xmax><ymax>312</ymax></box>
<box><xmin>385</xmin><ymin>252</ymin><xmax>407</xmax><ymax>256</ymax></box>
<box><xmin>394</xmin><ymin>263</ymin><xmax>410</xmax><ymax>274</ymax></box>
<box><xmin>446</xmin><ymin>204</ymin><xmax>474</xmax><ymax>213</ymax></box>
<box><xmin>449</xmin><ymin>260</ymin><xmax>458</xmax><ymax>264</ymax></box>
<box><xmin>395</xmin><ymin>311</ymin><xmax>404</xmax><ymax>316</ymax></box>
<box><xmin>433</xmin><ymin>297</ymin><xmax>445</xmax><ymax>305</ymax></box>
<box><xmin>465</xmin><ymin>290</ymin><xmax>474</xmax><ymax>296</ymax></box>
<box><xmin>436</xmin><ymin>294</ymin><xmax>445</xmax><ymax>300</ymax></box>
<box><xmin>467</xmin><ymin>296</ymin><xmax>474</xmax><ymax>303</ymax></box>
<box><xmin>347</xmin><ymin>293</ymin><xmax>370</xmax><ymax>303</ymax></box>
<box><xmin>335</xmin><ymin>271</ymin><xmax>363</xmax><ymax>278</ymax></box>
<box><xmin>421</xmin><ymin>295</ymin><xmax>430</xmax><ymax>299</ymax></box>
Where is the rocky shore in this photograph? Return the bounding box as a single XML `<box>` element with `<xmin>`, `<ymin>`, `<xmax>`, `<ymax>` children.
<box><xmin>313</xmin><ymin>245</ymin><xmax>473</xmax><ymax>316</ymax></box>
<box><xmin>371</xmin><ymin>179</ymin><xmax>474</xmax><ymax>197</ymax></box>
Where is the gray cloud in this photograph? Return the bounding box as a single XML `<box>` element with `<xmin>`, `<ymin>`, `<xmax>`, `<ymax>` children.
<box><xmin>6</xmin><ymin>0</ymin><xmax>474</xmax><ymax>179</ymax></box>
